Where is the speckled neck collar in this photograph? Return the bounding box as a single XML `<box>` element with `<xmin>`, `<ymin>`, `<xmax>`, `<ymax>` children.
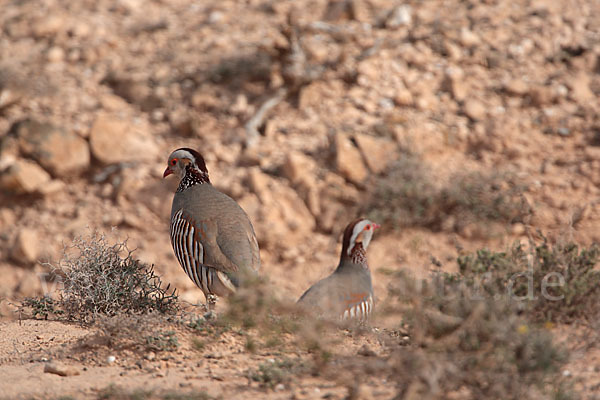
<box><xmin>350</xmin><ymin>243</ymin><xmax>368</xmax><ymax>269</ymax></box>
<box><xmin>177</xmin><ymin>165</ymin><xmax>210</xmax><ymax>192</ymax></box>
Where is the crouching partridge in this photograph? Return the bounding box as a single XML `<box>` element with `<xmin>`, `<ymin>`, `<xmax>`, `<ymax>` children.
<box><xmin>163</xmin><ymin>148</ymin><xmax>261</xmax><ymax>306</ymax></box>
<box><xmin>297</xmin><ymin>218</ymin><xmax>379</xmax><ymax>321</ymax></box>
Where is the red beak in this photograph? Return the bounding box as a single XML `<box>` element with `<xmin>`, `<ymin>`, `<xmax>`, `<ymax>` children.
<box><xmin>372</xmin><ymin>223</ymin><xmax>381</xmax><ymax>230</ymax></box>
<box><xmin>163</xmin><ymin>167</ymin><xmax>172</xmax><ymax>178</ymax></box>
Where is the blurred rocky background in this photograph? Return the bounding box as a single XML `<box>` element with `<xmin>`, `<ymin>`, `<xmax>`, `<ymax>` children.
<box><xmin>0</xmin><ymin>0</ymin><xmax>599</xmax><ymax>306</ymax></box>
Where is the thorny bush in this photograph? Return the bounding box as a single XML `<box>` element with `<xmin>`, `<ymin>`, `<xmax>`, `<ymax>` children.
<box><xmin>55</xmin><ymin>233</ymin><xmax>178</xmax><ymax>321</ymax></box>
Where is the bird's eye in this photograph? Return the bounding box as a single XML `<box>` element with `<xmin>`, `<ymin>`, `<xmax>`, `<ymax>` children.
<box><xmin>170</xmin><ymin>158</ymin><xmax>178</xmax><ymax>166</ymax></box>
<box><xmin>365</xmin><ymin>224</ymin><xmax>371</xmax><ymax>230</ymax></box>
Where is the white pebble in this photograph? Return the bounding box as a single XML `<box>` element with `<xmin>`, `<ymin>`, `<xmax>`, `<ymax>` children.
<box><xmin>107</xmin><ymin>355</ymin><xmax>116</xmax><ymax>364</ymax></box>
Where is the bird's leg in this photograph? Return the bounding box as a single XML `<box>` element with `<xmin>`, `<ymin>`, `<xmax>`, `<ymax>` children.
<box><xmin>206</xmin><ymin>294</ymin><xmax>218</xmax><ymax>311</ymax></box>
<box><xmin>203</xmin><ymin>294</ymin><xmax>218</xmax><ymax>320</ymax></box>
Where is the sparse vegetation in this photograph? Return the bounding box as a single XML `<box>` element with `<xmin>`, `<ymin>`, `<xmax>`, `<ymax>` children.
<box><xmin>457</xmin><ymin>239</ymin><xmax>600</xmax><ymax>323</ymax></box>
<box><xmin>90</xmin><ymin>313</ymin><xmax>179</xmax><ymax>353</ymax></box>
<box><xmin>385</xmin><ymin>266</ymin><xmax>569</xmax><ymax>398</ymax></box>
<box><xmin>146</xmin><ymin>330</ymin><xmax>179</xmax><ymax>352</ymax></box>
<box><xmin>54</xmin><ymin>233</ymin><xmax>179</xmax><ymax>321</ymax></box>
<box><xmin>367</xmin><ymin>155</ymin><xmax>438</xmax><ymax>230</ymax></box>
<box><xmin>17</xmin><ymin>296</ymin><xmax>64</xmax><ymax>320</ymax></box>
<box><xmin>12</xmin><ymin>230</ymin><xmax>596</xmax><ymax>399</ymax></box>
<box><xmin>221</xmin><ymin>276</ymin><xmax>301</xmax><ymax>339</ymax></box>
<box><xmin>373</xmin><ymin>238</ymin><xmax>599</xmax><ymax>398</ymax></box>
<box><xmin>15</xmin><ymin>234</ymin><xmax>179</xmax><ymax>323</ymax></box>
<box><xmin>191</xmin><ymin>337</ymin><xmax>206</xmax><ymax>352</ymax></box>
<box><xmin>249</xmin><ymin>358</ymin><xmax>304</xmax><ymax>390</ymax></box>
<box><xmin>368</xmin><ymin>156</ymin><xmax>530</xmax><ymax>233</ymax></box>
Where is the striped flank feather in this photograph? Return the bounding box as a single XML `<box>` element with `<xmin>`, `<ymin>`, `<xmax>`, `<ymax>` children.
<box><xmin>170</xmin><ymin>209</ymin><xmax>234</xmax><ymax>296</ymax></box>
<box><xmin>341</xmin><ymin>294</ymin><xmax>373</xmax><ymax>321</ymax></box>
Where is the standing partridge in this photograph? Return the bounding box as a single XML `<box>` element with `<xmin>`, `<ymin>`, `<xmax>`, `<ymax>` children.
<box><xmin>163</xmin><ymin>148</ymin><xmax>261</xmax><ymax>305</ymax></box>
<box><xmin>297</xmin><ymin>218</ymin><xmax>379</xmax><ymax>321</ymax></box>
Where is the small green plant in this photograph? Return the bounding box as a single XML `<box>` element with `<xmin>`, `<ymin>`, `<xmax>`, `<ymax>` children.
<box><xmin>55</xmin><ymin>233</ymin><xmax>178</xmax><ymax>321</ymax></box>
<box><xmin>18</xmin><ymin>296</ymin><xmax>64</xmax><ymax>320</ymax></box>
<box><xmin>250</xmin><ymin>358</ymin><xmax>302</xmax><ymax>389</ymax></box>
<box><xmin>186</xmin><ymin>315</ymin><xmax>207</xmax><ymax>331</ymax></box>
<box><xmin>146</xmin><ymin>330</ymin><xmax>179</xmax><ymax>352</ymax></box>
<box><xmin>245</xmin><ymin>335</ymin><xmax>257</xmax><ymax>353</ymax></box>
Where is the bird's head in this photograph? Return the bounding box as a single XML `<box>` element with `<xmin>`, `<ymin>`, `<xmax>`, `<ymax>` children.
<box><xmin>163</xmin><ymin>148</ymin><xmax>209</xmax><ymax>180</ymax></box>
<box><xmin>341</xmin><ymin>218</ymin><xmax>380</xmax><ymax>259</ymax></box>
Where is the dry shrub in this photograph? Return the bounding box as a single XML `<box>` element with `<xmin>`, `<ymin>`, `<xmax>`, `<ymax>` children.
<box><xmin>367</xmin><ymin>156</ymin><xmax>530</xmax><ymax>232</ymax></box>
<box><xmin>457</xmin><ymin>239</ymin><xmax>600</xmax><ymax>323</ymax></box>
<box><xmin>383</xmin><ymin>268</ymin><xmax>569</xmax><ymax>399</ymax></box>
<box><xmin>367</xmin><ymin>155</ymin><xmax>438</xmax><ymax>230</ymax></box>
<box><xmin>88</xmin><ymin>312</ymin><xmax>179</xmax><ymax>353</ymax></box>
<box><xmin>443</xmin><ymin>170</ymin><xmax>529</xmax><ymax>223</ymax></box>
<box><xmin>55</xmin><ymin>233</ymin><xmax>178</xmax><ymax>322</ymax></box>
<box><xmin>15</xmin><ymin>233</ymin><xmax>183</xmax><ymax>358</ymax></box>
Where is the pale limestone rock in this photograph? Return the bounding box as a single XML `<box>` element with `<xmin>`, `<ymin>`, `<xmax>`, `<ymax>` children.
<box><xmin>463</xmin><ymin>99</ymin><xmax>487</xmax><ymax>121</ymax></box>
<box><xmin>568</xmin><ymin>72</ymin><xmax>594</xmax><ymax>104</ymax></box>
<box><xmin>334</xmin><ymin>132</ymin><xmax>368</xmax><ymax>184</ymax></box>
<box><xmin>282</xmin><ymin>151</ymin><xmax>318</xmax><ymax>188</ymax></box>
<box><xmin>89</xmin><ymin>114</ymin><xmax>158</xmax><ymax>164</ymax></box>
<box><xmin>386</xmin><ymin>5</ymin><xmax>412</xmax><ymax>28</ymax></box>
<box><xmin>15</xmin><ymin>119</ymin><xmax>90</xmax><ymax>177</ymax></box>
<box><xmin>282</xmin><ymin>151</ymin><xmax>321</xmax><ymax>219</ymax></box>
<box><xmin>442</xmin><ymin>68</ymin><xmax>467</xmax><ymax>101</ymax></box>
<box><xmin>0</xmin><ymin>159</ymin><xmax>51</xmax><ymax>194</ymax></box>
<box><xmin>243</xmin><ymin>168</ymin><xmax>315</xmax><ymax>248</ymax></box>
<box><xmin>394</xmin><ymin>89</ymin><xmax>413</xmax><ymax>106</ymax></box>
<box><xmin>32</xmin><ymin>15</ymin><xmax>65</xmax><ymax>38</ymax></box>
<box><xmin>46</xmin><ymin>46</ymin><xmax>65</xmax><ymax>63</ymax></box>
<box><xmin>11</xmin><ymin>228</ymin><xmax>40</xmax><ymax>265</ymax></box>
<box><xmin>459</xmin><ymin>27</ymin><xmax>481</xmax><ymax>47</ymax></box>
<box><xmin>353</xmin><ymin>133</ymin><xmax>397</xmax><ymax>174</ymax></box>
<box><xmin>44</xmin><ymin>362</ymin><xmax>80</xmax><ymax>377</ymax></box>
<box><xmin>504</xmin><ymin>79</ymin><xmax>529</xmax><ymax>96</ymax></box>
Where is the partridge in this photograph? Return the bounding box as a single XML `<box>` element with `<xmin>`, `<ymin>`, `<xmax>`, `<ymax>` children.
<box><xmin>297</xmin><ymin>218</ymin><xmax>379</xmax><ymax>321</ymax></box>
<box><xmin>163</xmin><ymin>148</ymin><xmax>261</xmax><ymax>305</ymax></box>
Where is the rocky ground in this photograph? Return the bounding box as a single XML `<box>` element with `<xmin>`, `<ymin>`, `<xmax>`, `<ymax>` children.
<box><xmin>0</xmin><ymin>0</ymin><xmax>599</xmax><ymax>398</ymax></box>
